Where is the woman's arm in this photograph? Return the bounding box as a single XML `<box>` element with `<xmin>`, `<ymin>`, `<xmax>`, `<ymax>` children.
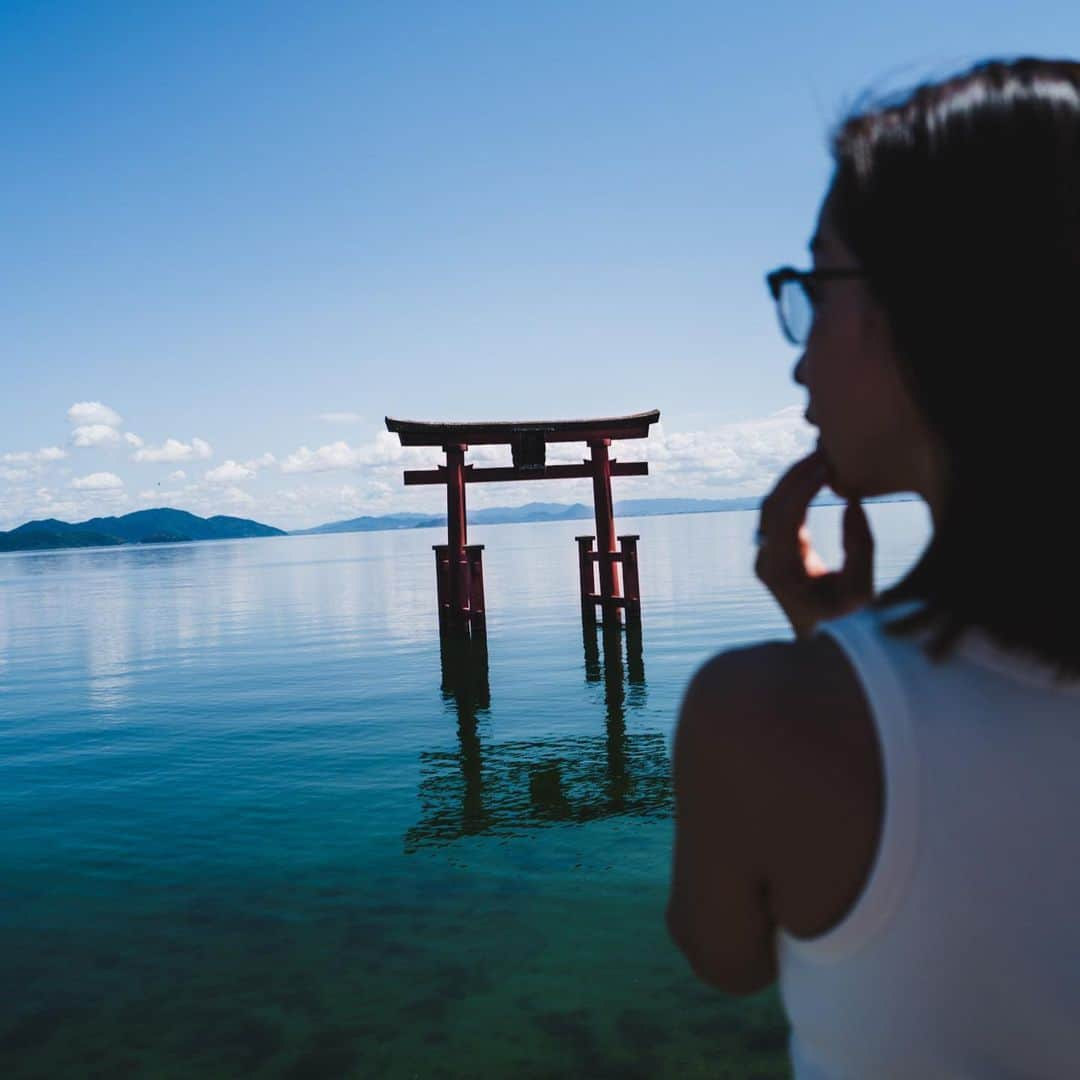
<box><xmin>665</xmin><ymin>643</ymin><xmax>791</xmax><ymax>996</ymax></box>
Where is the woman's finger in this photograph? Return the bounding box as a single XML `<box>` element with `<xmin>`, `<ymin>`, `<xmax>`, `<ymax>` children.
<box><xmin>758</xmin><ymin>451</ymin><xmax>829</xmax><ymax>556</ymax></box>
<box><xmin>757</xmin><ymin>514</ymin><xmax>827</xmax><ymax>595</ymax></box>
<box><xmin>839</xmin><ymin>499</ymin><xmax>874</xmax><ymax>591</ymax></box>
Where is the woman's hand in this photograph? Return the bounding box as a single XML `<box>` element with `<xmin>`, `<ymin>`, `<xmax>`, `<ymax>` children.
<box><xmin>754</xmin><ymin>448</ymin><xmax>874</xmax><ymax>639</ymax></box>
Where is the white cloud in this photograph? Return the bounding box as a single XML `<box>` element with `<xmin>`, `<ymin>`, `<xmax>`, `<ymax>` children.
<box><xmin>205</xmin><ymin>460</ymin><xmax>255</xmax><ymax>484</ymax></box>
<box><xmin>27</xmin><ymin>488</ymin><xmax>82</xmax><ymax>523</ymax></box>
<box><xmin>262</xmin><ymin>409</ymin><xmax>818</xmax><ymax>525</ymax></box>
<box><xmin>205</xmin><ymin>452</ymin><xmax>274</xmax><ymax>484</ymax></box>
<box><xmin>630</xmin><ymin>407</ymin><xmax>815</xmax><ymax>495</ymax></box>
<box><xmin>68</xmin><ymin>401</ymin><xmax>122</xmax><ymax>428</ymax></box>
<box><xmin>72</xmin><ymin>424</ymin><xmax>121</xmax><ymax>447</ymax></box>
<box><xmin>319</xmin><ymin>412</ymin><xmax>364</xmax><ymax>424</ymax></box>
<box><xmin>71</xmin><ymin>472</ymin><xmax>124</xmax><ymax>491</ymax></box>
<box><xmin>363</xmin><ymin>409</ymin><xmax>812</xmax><ymax>509</ymax></box>
<box><xmin>133</xmin><ymin>437</ymin><xmax>213</xmax><ymax>463</ymax></box>
<box><xmin>281</xmin><ymin>441</ymin><xmax>365</xmax><ymax>473</ymax></box>
<box><xmin>266</xmin><ymin>477</ymin><xmax>412</xmax><ymax>527</ymax></box>
<box><xmin>64</xmin><ymin>404</ymin><xmax>145</xmax><ymax>453</ymax></box>
<box><xmin>0</xmin><ymin>482</ymin><xmax>126</xmax><ymax>531</ymax></box>
<box><xmin>1</xmin><ymin>446</ymin><xmax>67</xmax><ymax>464</ymax></box>
<box><xmin>221</xmin><ymin>486</ymin><xmax>255</xmax><ymax>507</ymax></box>
<box><xmin>0</xmin><ymin>406</ymin><xmax>816</xmax><ymax>532</ymax></box>
<box><xmin>281</xmin><ymin>433</ymin><xmax>438</xmax><ymax>474</ymax></box>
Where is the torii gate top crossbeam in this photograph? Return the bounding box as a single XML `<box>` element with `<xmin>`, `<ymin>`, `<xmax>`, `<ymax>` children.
<box><xmin>384</xmin><ymin>410</ymin><xmax>659</xmax><ymax>447</ymax></box>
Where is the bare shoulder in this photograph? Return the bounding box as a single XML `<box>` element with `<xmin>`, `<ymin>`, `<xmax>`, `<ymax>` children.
<box><xmin>684</xmin><ymin>632</ymin><xmax>864</xmax><ymax>710</ymax></box>
<box><xmin>678</xmin><ymin>632</ymin><xmax>884</xmax><ymax>939</ymax></box>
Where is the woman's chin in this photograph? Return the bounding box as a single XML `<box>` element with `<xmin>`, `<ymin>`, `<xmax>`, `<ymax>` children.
<box><xmin>824</xmin><ymin>465</ymin><xmax>845</xmax><ymax>497</ymax></box>
<box><xmin>821</xmin><ymin>458</ymin><xmax>859</xmax><ymax>501</ymax></box>
<box><xmin>817</xmin><ymin>442</ymin><xmax>859</xmax><ymax>499</ymax></box>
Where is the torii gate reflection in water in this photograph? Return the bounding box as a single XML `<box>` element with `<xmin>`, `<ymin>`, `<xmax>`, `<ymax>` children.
<box><xmin>385</xmin><ymin>410</ymin><xmax>660</xmax><ymax>636</ymax></box>
<box><xmin>404</xmin><ymin>615</ymin><xmax>667</xmax><ymax>852</ymax></box>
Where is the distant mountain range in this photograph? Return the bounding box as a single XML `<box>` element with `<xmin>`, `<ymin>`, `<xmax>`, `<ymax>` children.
<box><xmin>0</xmin><ymin>509</ymin><xmax>285</xmax><ymax>553</ymax></box>
<box><xmin>291</xmin><ymin>501</ymin><xmax>596</xmax><ymax>534</ymax></box>
<box><xmin>0</xmin><ymin>494</ymin><xmax>919</xmax><ymax>554</ymax></box>
<box><xmin>295</xmin><ymin>494</ymin><xmax>917</xmax><ymax>535</ymax></box>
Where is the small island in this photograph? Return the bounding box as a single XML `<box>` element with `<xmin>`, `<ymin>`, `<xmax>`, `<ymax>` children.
<box><xmin>0</xmin><ymin>508</ymin><xmax>285</xmax><ymax>553</ymax></box>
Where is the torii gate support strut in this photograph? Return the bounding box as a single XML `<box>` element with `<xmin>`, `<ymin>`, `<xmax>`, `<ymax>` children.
<box><xmin>386</xmin><ymin>411</ymin><xmax>660</xmax><ymax>637</ymax></box>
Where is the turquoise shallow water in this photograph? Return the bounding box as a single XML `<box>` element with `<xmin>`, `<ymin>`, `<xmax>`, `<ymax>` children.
<box><xmin>0</xmin><ymin>502</ymin><xmax>931</xmax><ymax>1078</ymax></box>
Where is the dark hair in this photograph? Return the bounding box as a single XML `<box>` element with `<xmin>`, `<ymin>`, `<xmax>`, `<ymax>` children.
<box><xmin>826</xmin><ymin>57</ymin><xmax>1080</xmax><ymax>680</ymax></box>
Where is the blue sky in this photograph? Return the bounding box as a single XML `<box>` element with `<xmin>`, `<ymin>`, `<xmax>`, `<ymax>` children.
<box><xmin>3</xmin><ymin>1</ymin><xmax>1076</xmax><ymax>529</ymax></box>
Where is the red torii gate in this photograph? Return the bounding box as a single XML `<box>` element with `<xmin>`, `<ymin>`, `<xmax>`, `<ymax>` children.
<box><xmin>385</xmin><ymin>410</ymin><xmax>660</xmax><ymax>636</ymax></box>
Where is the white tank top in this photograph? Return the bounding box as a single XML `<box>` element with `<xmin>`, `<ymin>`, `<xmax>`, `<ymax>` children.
<box><xmin>776</xmin><ymin>600</ymin><xmax>1080</xmax><ymax>1079</ymax></box>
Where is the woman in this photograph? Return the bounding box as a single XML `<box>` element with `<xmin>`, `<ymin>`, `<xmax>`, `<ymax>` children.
<box><xmin>666</xmin><ymin>58</ymin><xmax>1080</xmax><ymax>1077</ymax></box>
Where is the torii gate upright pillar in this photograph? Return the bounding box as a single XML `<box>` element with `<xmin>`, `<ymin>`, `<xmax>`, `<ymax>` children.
<box><xmin>445</xmin><ymin>443</ymin><xmax>468</xmax><ymax>628</ymax></box>
<box><xmin>589</xmin><ymin>439</ymin><xmax>620</xmax><ymax>605</ymax></box>
<box><xmin>446</xmin><ymin>444</ymin><xmax>466</xmax><ymax>551</ymax></box>
<box><xmin>433</xmin><ymin>443</ymin><xmax>486</xmax><ymax>637</ymax></box>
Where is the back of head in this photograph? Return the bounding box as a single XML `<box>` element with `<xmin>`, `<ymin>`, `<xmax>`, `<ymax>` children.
<box><xmin>827</xmin><ymin>58</ymin><xmax>1080</xmax><ymax>678</ymax></box>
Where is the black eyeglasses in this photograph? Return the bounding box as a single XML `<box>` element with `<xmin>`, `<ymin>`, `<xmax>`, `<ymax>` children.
<box><xmin>765</xmin><ymin>266</ymin><xmax>865</xmax><ymax>346</ymax></box>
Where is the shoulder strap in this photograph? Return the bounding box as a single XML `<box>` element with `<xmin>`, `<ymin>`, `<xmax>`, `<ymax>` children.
<box><xmin>782</xmin><ymin>607</ymin><xmax>922</xmax><ymax>960</ymax></box>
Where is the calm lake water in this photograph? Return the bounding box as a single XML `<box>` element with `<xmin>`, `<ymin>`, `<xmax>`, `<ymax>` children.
<box><xmin>0</xmin><ymin>501</ymin><xmax>932</xmax><ymax>1078</ymax></box>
